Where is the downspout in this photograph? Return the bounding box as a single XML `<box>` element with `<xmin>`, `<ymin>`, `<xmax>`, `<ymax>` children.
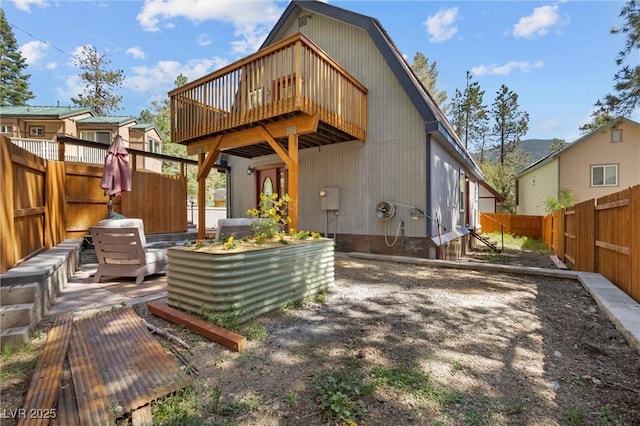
<box><xmin>425</xmin><ymin>132</ymin><xmax>432</xmax><ymax>241</ymax></box>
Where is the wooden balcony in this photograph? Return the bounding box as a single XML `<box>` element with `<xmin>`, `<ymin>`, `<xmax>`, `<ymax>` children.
<box><xmin>169</xmin><ymin>33</ymin><xmax>367</xmax><ymax>158</ymax></box>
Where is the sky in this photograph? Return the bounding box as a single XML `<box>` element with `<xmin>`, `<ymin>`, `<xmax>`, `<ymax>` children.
<box><xmin>3</xmin><ymin>0</ymin><xmax>633</xmax><ymax>143</ymax></box>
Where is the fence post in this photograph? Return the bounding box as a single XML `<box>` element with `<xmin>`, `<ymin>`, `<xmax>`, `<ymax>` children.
<box><xmin>631</xmin><ymin>185</ymin><xmax>640</xmax><ymax>302</ymax></box>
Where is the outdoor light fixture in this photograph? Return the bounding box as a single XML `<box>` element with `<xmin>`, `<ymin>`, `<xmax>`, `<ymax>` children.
<box><xmin>247</xmin><ymin>166</ymin><xmax>255</xmax><ymax>175</ymax></box>
<box><xmin>319</xmin><ymin>189</ymin><xmax>327</xmax><ymax>197</ymax></box>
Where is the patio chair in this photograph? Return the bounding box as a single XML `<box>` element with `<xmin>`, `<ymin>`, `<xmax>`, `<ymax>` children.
<box><xmin>89</xmin><ymin>218</ymin><xmax>171</xmax><ymax>285</ymax></box>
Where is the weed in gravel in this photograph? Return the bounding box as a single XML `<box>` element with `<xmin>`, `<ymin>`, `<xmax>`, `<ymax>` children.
<box><xmin>565</xmin><ymin>407</ymin><xmax>585</xmax><ymax>425</ymax></box>
<box><xmin>153</xmin><ymin>387</ymin><xmax>201</xmax><ymax>425</ymax></box>
<box><xmin>242</xmin><ymin>320</ymin><xmax>269</xmax><ymax>341</ymax></box>
<box><xmin>201</xmin><ymin>303</ymin><xmax>241</xmax><ymax>333</ymax></box>
<box><xmin>311</xmin><ymin>370</ymin><xmax>375</xmax><ymax>423</ymax></box>
<box><xmin>283</xmin><ymin>391</ymin><xmax>298</xmax><ymax>407</ymax></box>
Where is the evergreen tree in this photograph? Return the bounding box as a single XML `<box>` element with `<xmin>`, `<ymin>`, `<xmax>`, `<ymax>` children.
<box><xmin>71</xmin><ymin>45</ymin><xmax>123</xmax><ymax>115</ymax></box>
<box><xmin>0</xmin><ymin>9</ymin><xmax>34</xmax><ymax>105</ymax></box>
<box><xmin>410</xmin><ymin>52</ymin><xmax>447</xmax><ymax>107</ymax></box>
<box><xmin>579</xmin><ymin>110</ymin><xmax>616</xmax><ymax>133</ymax></box>
<box><xmin>448</xmin><ymin>73</ymin><xmax>488</xmax><ymax>150</ymax></box>
<box><xmin>596</xmin><ymin>0</ymin><xmax>640</xmax><ymax>115</ymax></box>
<box><xmin>547</xmin><ymin>138</ymin><xmax>566</xmax><ymax>153</ymax></box>
<box><xmin>490</xmin><ymin>84</ymin><xmax>529</xmax><ymax>165</ymax></box>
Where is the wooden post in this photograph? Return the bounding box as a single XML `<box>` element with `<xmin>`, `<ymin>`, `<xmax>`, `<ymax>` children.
<box><xmin>197</xmin><ymin>153</ymin><xmax>206</xmax><ymax>240</ymax></box>
<box><xmin>288</xmin><ymin>131</ymin><xmax>299</xmax><ymax>231</ymax></box>
<box><xmin>1</xmin><ymin>136</ymin><xmax>16</xmax><ymax>272</ymax></box>
<box><xmin>630</xmin><ymin>185</ymin><xmax>640</xmax><ymax>303</ymax></box>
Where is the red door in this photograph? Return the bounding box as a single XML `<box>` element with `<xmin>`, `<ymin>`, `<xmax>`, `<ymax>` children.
<box><xmin>255</xmin><ymin>166</ymin><xmax>287</xmax><ymax>205</ymax></box>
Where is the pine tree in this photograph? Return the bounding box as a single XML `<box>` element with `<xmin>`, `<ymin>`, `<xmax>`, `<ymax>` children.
<box><xmin>490</xmin><ymin>84</ymin><xmax>529</xmax><ymax>165</ymax></box>
<box><xmin>0</xmin><ymin>9</ymin><xmax>34</xmax><ymax>105</ymax></box>
<box><xmin>448</xmin><ymin>73</ymin><xmax>488</xmax><ymax>150</ymax></box>
<box><xmin>71</xmin><ymin>45</ymin><xmax>123</xmax><ymax>115</ymax></box>
<box><xmin>596</xmin><ymin>0</ymin><xmax>640</xmax><ymax>115</ymax></box>
<box><xmin>579</xmin><ymin>110</ymin><xmax>616</xmax><ymax>133</ymax></box>
<box><xmin>410</xmin><ymin>52</ymin><xmax>447</xmax><ymax>107</ymax></box>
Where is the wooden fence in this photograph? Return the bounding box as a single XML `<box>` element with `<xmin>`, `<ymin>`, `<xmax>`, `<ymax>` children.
<box><xmin>482</xmin><ymin>185</ymin><xmax>639</xmax><ymax>304</ymax></box>
<box><xmin>480</xmin><ymin>212</ymin><xmax>544</xmax><ymax>238</ymax></box>
<box><xmin>1</xmin><ymin>137</ymin><xmax>193</xmax><ymax>273</ymax></box>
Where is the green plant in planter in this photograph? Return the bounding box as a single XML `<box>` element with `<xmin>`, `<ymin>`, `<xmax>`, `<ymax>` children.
<box><xmin>247</xmin><ymin>193</ymin><xmax>291</xmax><ymax>243</ymax></box>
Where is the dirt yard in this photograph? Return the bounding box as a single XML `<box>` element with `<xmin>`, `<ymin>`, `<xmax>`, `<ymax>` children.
<box><xmin>2</xmin><ymin>248</ymin><xmax>639</xmax><ymax>425</ymax></box>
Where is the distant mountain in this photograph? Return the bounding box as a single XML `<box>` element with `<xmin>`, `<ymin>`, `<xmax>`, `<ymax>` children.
<box><xmin>476</xmin><ymin>139</ymin><xmax>565</xmax><ymax>165</ymax></box>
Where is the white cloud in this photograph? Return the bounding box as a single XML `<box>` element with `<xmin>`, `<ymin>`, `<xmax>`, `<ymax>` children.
<box><xmin>136</xmin><ymin>0</ymin><xmax>282</xmax><ymax>53</ymax></box>
<box><xmin>125</xmin><ymin>57</ymin><xmax>229</xmax><ymax>93</ymax></box>
<box><xmin>45</xmin><ymin>62</ymin><xmax>57</xmax><ymax>70</ymax></box>
<box><xmin>21</xmin><ymin>40</ymin><xmax>49</xmax><ymax>65</ymax></box>
<box><xmin>11</xmin><ymin>0</ymin><xmax>48</xmax><ymax>12</ymax></box>
<box><xmin>54</xmin><ymin>74</ymin><xmax>84</xmax><ymax>104</ymax></box>
<box><xmin>423</xmin><ymin>7</ymin><xmax>459</xmax><ymax>43</ymax></box>
<box><xmin>471</xmin><ymin>60</ymin><xmax>544</xmax><ymax>76</ymax></box>
<box><xmin>513</xmin><ymin>5</ymin><xmax>561</xmax><ymax>39</ymax></box>
<box><xmin>198</xmin><ymin>34</ymin><xmax>213</xmax><ymax>47</ymax></box>
<box><xmin>127</xmin><ymin>47</ymin><xmax>146</xmax><ymax>59</ymax></box>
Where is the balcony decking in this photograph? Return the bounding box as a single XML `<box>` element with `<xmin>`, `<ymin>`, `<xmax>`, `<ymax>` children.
<box><xmin>169</xmin><ymin>33</ymin><xmax>367</xmax><ymax>158</ymax></box>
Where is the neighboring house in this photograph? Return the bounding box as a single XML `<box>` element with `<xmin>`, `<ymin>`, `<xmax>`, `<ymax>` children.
<box><xmin>516</xmin><ymin>117</ymin><xmax>640</xmax><ymax>215</ymax></box>
<box><xmin>169</xmin><ymin>0</ymin><xmax>484</xmax><ymax>259</ymax></box>
<box><xmin>478</xmin><ymin>181</ymin><xmax>504</xmax><ymax>213</ymax></box>
<box><xmin>0</xmin><ymin>106</ymin><xmax>162</xmax><ymax>172</ymax></box>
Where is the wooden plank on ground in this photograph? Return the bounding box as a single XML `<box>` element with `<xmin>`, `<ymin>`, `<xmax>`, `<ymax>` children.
<box><xmin>148</xmin><ymin>301</ymin><xmax>247</xmax><ymax>352</ymax></box>
<box><xmin>50</xmin><ymin>356</ymin><xmax>80</xmax><ymax>426</ymax></box>
<box><xmin>18</xmin><ymin>312</ymin><xmax>73</xmax><ymax>426</ymax></box>
<box><xmin>131</xmin><ymin>405</ymin><xmax>153</xmax><ymax>426</ymax></box>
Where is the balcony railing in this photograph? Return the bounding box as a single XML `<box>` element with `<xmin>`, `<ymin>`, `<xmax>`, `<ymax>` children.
<box><xmin>170</xmin><ymin>33</ymin><xmax>367</xmax><ymax>146</ymax></box>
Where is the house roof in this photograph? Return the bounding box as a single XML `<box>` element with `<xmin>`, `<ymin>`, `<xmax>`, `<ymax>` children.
<box><xmin>129</xmin><ymin>123</ymin><xmax>155</xmax><ymax>131</ymax></box>
<box><xmin>479</xmin><ymin>181</ymin><xmax>504</xmax><ymax>201</ymax></box>
<box><xmin>0</xmin><ymin>105</ymin><xmax>93</xmax><ymax>119</ymax></box>
<box><xmin>516</xmin><ymin>116</ymin><xmax>639</xmax><ymax>178</ymax></box>
<box><xmin>263</xmin><ymin>0</ymin><xmax>483</xmax><ymax>180</ymax></box>
<box><xmin>76</xmin><ymin>116</ymin><xmax>137</xmax><ymax>126</ymax></box>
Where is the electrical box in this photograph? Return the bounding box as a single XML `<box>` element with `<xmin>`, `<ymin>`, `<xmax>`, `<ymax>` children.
<box><xmin>320</xmin><ymin>187</ymin><xmax>340</xmax><ymax>211</ymax></box>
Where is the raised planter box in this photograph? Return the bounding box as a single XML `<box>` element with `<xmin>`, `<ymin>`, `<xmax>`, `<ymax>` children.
<box><xmin>166</xmin><ymin>239</ymin><xmax>335</xmax><ymax>323</ymax></box>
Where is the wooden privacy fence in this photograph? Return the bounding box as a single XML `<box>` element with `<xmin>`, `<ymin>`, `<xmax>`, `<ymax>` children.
<box><xmin>480</xmin><ymin>212</ymin><xmax>544</xmax><ymax>239</ymax></box>
<box><xmin>480</xmin><ymin>185</ymin><xmax>639</xmax><ymax>304</ymax></box>
<box><xmin>545</xmin><ymin>186</ymin><xmax>640</xmax><ymax>303</ymax></box>
<box><xmin>1</xmin><ymin>137</ymin><xmax>191</xmax><ymax>274</ymax></box>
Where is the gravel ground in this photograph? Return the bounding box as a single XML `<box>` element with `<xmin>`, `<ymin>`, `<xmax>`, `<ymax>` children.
<box><xmin>2</xmin><ymin>248</ymin><xmax>639</xmax><ymax>426</ymax></box>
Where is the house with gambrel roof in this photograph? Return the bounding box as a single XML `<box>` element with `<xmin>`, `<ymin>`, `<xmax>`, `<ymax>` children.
<box><xmin>169</xmin><ymin>0</ymin><xmax>484</xmax><ymax>259</ymax></box>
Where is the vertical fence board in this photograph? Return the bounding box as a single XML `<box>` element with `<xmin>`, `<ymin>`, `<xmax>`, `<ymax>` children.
<box><xmin>596</xmin><ymin>189</ymin><xmax>630</xmax><ymax>295</ymax></box>
<box><xmin>630</xmin><ymin>186</ymin><xmax>640</xmax><ymax>302</ymax></box>
<box><xmin>555</xmin><ymin>209</ymin><xmax>564</xmax><ymax>262</ymax></box>
<box><xmin>1</xmin><ymin>137</ymin><xmax>16</xmax><ymax>271</ymax></box>
<box><xmin>574</xmin><ymin>200</ymin><xmax>595</xmax><ymax>272</ymax></box>
<box><xmin>46</xmin><ymin>161</ymin><xmax>67</xmax><ymax>248</ymax></box>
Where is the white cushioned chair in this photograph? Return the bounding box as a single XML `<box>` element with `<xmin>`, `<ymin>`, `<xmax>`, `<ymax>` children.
<box><xmin>89</xmin><ymin>218</ymin><xmax>170</xmax><ymax>284</ymax></box>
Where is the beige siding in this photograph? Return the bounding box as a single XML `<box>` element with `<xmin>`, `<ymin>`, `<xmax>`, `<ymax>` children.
<box><xmin>517</xmin><ymin>158</ymin><xmax>559</xmax><ymax>215</ymax></box>
<box><xmin>227</xmin><ymin>11</ymin><xmax>430</xmax><ymax>238</ymax></box>
<box><xmin>559</xmin><ymin>120</ymin><xmax>640</xmax><ymax>201</ymax></box>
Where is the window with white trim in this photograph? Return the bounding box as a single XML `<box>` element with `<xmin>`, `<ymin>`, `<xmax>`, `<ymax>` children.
<box><xmin>611</xmin><ymin>129</ymin><xmax>623</xmax><ymax>143</ymax></box>
<box><xmin>0</xmin><ymin>124</ymin><xmax>13</xmax><ymax>133</ymax></box>
<box><xmin>148</xmin><ymin>138</ymin><xmax>161</xmax><ymax>154</ymax></box>
<box><xmin>591</xmin><ymin>164</ymin><xmax>618</xmax><ymax>187</ymax></box>
<box><xmin>29</xmin><ymin>126</ymin><xmax>44</xmax><ymax>136</ymax></box>
<box><xmin>80</xmin><ymin>130</ymin><xmax>111</xmax><ymax>143</ymax></box>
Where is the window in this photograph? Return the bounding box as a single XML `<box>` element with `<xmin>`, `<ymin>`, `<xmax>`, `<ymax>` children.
<box><xmin>248</xmin><ymin>87</ymin><xmax>264</xmax><ymax>109</ymax></box>
<box><xmin>148</xmin><ymin>138</ymin><xmax>161</xmax><ymax>154</ymax></box>
<box><xmin>0</xmin><ymin>124</ymin><xmax>13</xmax><ymax>133</ymax></box>
<box><xmin>29</xmin><ymin>126</ymin><xmax>44</xmax><ymax>136</ymax></box>
<box><xmin>80</xmin><ymin>131</ymin><xmax>111</xmax><ymax>143</ymax></box>
<box><xmin>611</xmin><ymin>129</ymin><xmax>623</xmax><ymax>143</ymax></box>
<box><xmin>591</xmin><ymin>164</ymin><xmax>618</xmax><ymax>187</ymax></box>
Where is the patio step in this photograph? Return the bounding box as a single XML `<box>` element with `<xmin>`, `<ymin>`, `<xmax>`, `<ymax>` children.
<box><xmin>1</xmin><ymin>282</ymin><xmax>39</xmax><ymax>305</ymax></box>
<box><xmin>0</xmin><ymin>325</ymin><xmax>30</xmax><ymax>350</ymax></box>
<box><xmin>0</xmin><ymin>303</ymin><xmax>35</xmax><ymax>330</ymax></box>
